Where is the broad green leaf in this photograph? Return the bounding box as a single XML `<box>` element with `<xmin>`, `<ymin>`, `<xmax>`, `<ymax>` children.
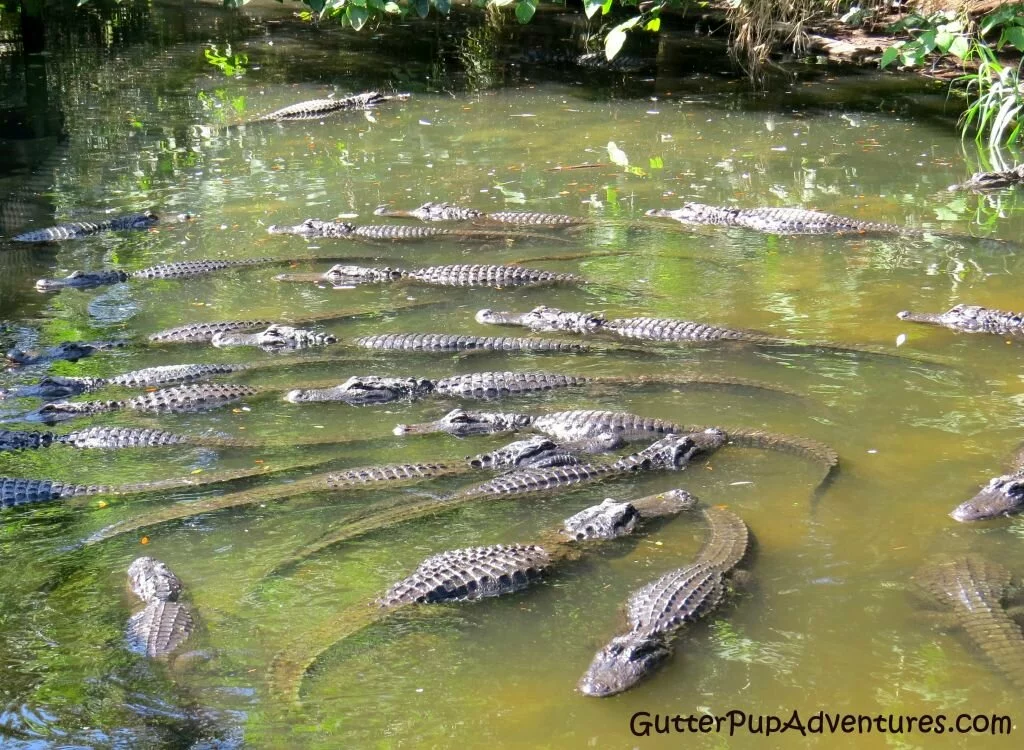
<box><xmin>601</xmin><ymin>0</ymin><xmax>612</xmax><ymax>15</ymax></box>
<box><xmin>435</xmin><ymin>0</ymin><xmax>451</xmax><ymax>13</ymax></box>
<box><xmin>584</xmin><ymin>0</ymin><xmax>602</xmax><ymax>19</ymax></box>
<box><xmin>384</xmin><ymin>1</ymin><xmax>400</xmax><ymax>10</ymax></box>
<box><xmin>948</xmin><ymin>35</ymin><xmax>971</xmax><ymax>58</ymax></box>
<box><xmin>919</xmin><ymin>29</ymin><xmax>936</xmax><ymax>52</ymax></box>
<box><xmin>1002</xmin><ymin>26</ymin><xmax>1024</xmax><ymax>50</ymax></box>
<box><xmin>613</xmin><ymin>15</ymin><xmax>642</xmax><ymax>32</ymax></box>
<box><xmin>934</xmin><ymin>30</ymin><xmax>953</xmax><ymax>52</ymax></box>
<box><xmin>349</xmin><ymin>0</ymin><xmax>366</xmax><ymax>7</ymax></box>
<box><xmin>645</xmin><ymin>17</ymin><xmax>660</xmax><ymax>32</ymax></box>
<box><xmin>605</xmin><ymin>28</ymin><xmax>627</xmax><ymax>60</ymax></box>
<box><xmin>515</xmin><ymin>0</ymin><xmax>535</xmax><ymax>24</ymax></box>
<box><xmin>347</xmin><ymin>4</ymin><xmax>369</xmax><ymax>29</ymax></box>
<box><xmin>879</xmin><ymin>45</ymin><xmax>901</xmax><ymax>69</ymax></box>
<box><xmin>414</xmin><ymin>0</ymin><xmax>429</xmax><ymax>17</ymax></box>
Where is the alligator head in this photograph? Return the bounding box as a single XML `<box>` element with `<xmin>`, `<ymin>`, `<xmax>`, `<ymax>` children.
<box><xmin>266</xmin><ymin>219</ymin><xmax>356</xmax><ymax>237</ymax></box>
<box><xmin>475</xmin><ymin>306</ymin><xmax>606</xmax><ymax>334</ymax></box>
<box><xmin>897</xmin><ymin>304</ymin><xmax>1022</xmax><ymax>334</ymax></box>
<box><xmin>394</xmin><ymin>408</ymin><xmax>534</xmax><ymax>437</ymax></box>
<box><xmin>211</xmin><ymin>324</ymin><xmax>338</xmax><ymax>352</ymax></box>
<box><xmin>6</xmin><ymin>342</ymin><xmax>102</xmax><ymax>366</ymax></box>
<box><xmin>561</xmin><ymin>498</ymin><xmax>640</xmax><ymax>541</ymax></box>
<box><xmin>0</xmin><ymin>376</ymin><xmax>94</xmax><ymax>400</ymax></box>
<box><xmin>577</xmin><ymin>633</ymin><xmax>671</xmax><ymax>697</ymax></box>
<box><xmin>639</xmin><ymin>429</ymin><xmax>727</xmax><ymax>469</ymax></box>
<box><xmin>285</xmin><ymin>376</ymin><xmax>434</xmax><ymax>405</ymax></box>
<box><xmin>321</xmin><ymin>265</ymin><xmax>405</xmax><ymax>286</ymax></box>
<box><xmin>127</xmin><ymin>556</ymin><xmax>183</xmax><ymax>603</ymax></box>
<box><xmin>35</xmin><ymin>269</ymin><xmax>131</xmax><ymax>292</ymax></box>
<box><xmin>374</xmin><ymin>201</ymin><xmax>483</xmax><ymax>222</ymax></box>
<box><xmin>950</xmin><ymin>473</ymin><xmax>1024</xmax><ymax>521</ymax></box>
<box><xmin>645</xmin><ymin>203</ymin><xmax>738</xmax><ymax>225</ymax></box>
<box><xmin>466</xmin><ymin>436</ymin><xmax>560</xmax><ymax>469</ymax></box>
<box><xmin>131</xmin><ymin>210</ymin><xmax>161</xmax><ymax>229</ymax></box>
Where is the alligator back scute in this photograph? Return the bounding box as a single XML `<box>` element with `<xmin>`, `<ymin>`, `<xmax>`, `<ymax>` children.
<box><xmin>125</xmin><ymin>600</ymin><xmax>195</xmax><ymax>659</ymax></box>
<box><xmin>354</xmin><ymin>333</ymin><xmax>588</xmax><ymax>353</ymax></box>
<box><xmin>626</xmin><ymin>562</ymin><xmax>726</xmax><ymax>634</ymax></box>
<box><xmin>148</xmin><ymin>320</ymin><xmax>275</xmax><ymax>343</ymax></box>
<box><xmin>64</xmin><ymin>427</ymin><xmax>189</xmax><ymax>449</ymax></box>
<box><xmin>378</xmin><ymin>544</ymin><xmax>551</xmax><ymax>607</ymax></box>
<box><xmin>913</xmin><ymin>555</ymin><xmax>1024</xmax><ymax>688</ymax></box>
<box><xmin>0</xmin><ymin>477</ymin><xmax>97</xmax><ymax>507</ymax></box>
<box><xmin>126</xmin><ymin>384</ymin><xmax>258</xmax><ymax>412</ymax></box>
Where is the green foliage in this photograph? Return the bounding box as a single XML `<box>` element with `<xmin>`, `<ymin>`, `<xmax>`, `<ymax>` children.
<box><xmin>204</xmin><ymin>45</ymin><xmax>249</xmax><ymax>77</ymax></box>
<box><xmin>879</xmin><ymin>7</ymin><xmax>1024</xmax><ymax>150</ymax></box>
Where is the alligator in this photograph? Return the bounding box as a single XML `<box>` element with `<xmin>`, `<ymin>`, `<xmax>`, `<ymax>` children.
<box><xmin>373</xmin><ymin>201</ymin><xmax>587</xmax><ymax>227</ymax></box>
<box><xmin>11</xmin><ymin>211</ymin><xmax>159</xmax><ymax>243</ymax></box>
<box><xmin>30</xmin><ymin>383</ymin><xmax>259</xmax><ymax>423</ymax></box>
<box><xmin>125</xmin><ymin>557</ymin><xmax>195</xmax><ymax>659</ymax></box>
<box><xmin>274</xmin><ymin>263</ymin><xmax>580</xmax><ymax>288</ymax></box>
<box><xmin>948</xmin><ymin>164</ymin><xmax>1024</xmax><ymax>192</ymax></box>
<box><xmin>1</xmin><ymin>364</ymin><xmax>248</xmax><ymax>400</ymax></box>
<box><xmin>282</xmin><ymin>370</ymin><xmax>797</xmax><ymax>405</ymax></box>
<box><xmin>0</xmin><ymin>425</ymin><xmax>360</xmax><ymax>453</ymax></box>
<box><xmin>897</xmin><ymin>305</ymin><xmax>1024</xmax><ymax>337</ymax></box>
<box><xmin>210</xmin><ymin>325</ymin><xmax>339</xmax><ymax>352</ymax></box>
<box><xmin>249</xmin><ymin>91</ymin><xmax>410</xmax><ymax>123</ymax></box>
<box><xmin>646</xmin><ymin>203</ymin><xmax>914</xmax><ymax>236</ymax></box>
<box><xmin>81</xmin><ymin>435</ymin><xmax>600</xmax><ymax>544</ymax></box>
<box><xmin>262</xmin><ymin>431</ymin><xmax>728</xmax><ymax>578</ymax></box>
<box><xmin>393</xmin><ymin>408</ymin><xmax>839</xmax><ymax>478</ymax></box>
<box><xmin>271</xmin><ymin>488</ymin><xmax>697</xmax><ymax>700</ymax></box>
<box><xmin>0</xmin><ymin>457</ymin><xmax>327</xmax><ymax>509</ymax></box>
<box><xmin>353</xmin><ymin>332</ymin><xmax>590</xmax><ymax>354</ymax></box>
<box><xmin>511</xmin><ymin>49</ymin><xmax>654</xmax><ymax>74</ymax></box>
<box><xmin>476</xmin><ymin>306</ymin><xmax>777</xmax><ymax>344</ymax></box>
<box><xmin>266</xmin><ymin>219</ymin><xmax>552</xmax><ymax>243</ymax></box>
<box><xmin>477</xmin><ymin>305</ymin><xmax>930</xmax><ymax>362</ymax></box>
<box><xmin>578</xmin><ymin>502</ymin><xmax>750</xmax><ymax>696</ymax></box>
<box><xmin>36</xmin><ymin>259</ymin><xmax>277</xmax><ymax>292</ymax></box>
<box><xmin>949</xmin><ymin>446</ymin><xmax>1024</xmax><ymax>522</ymax></box>
<box><xmin>6</xmin><ymin>339</ymin><xmax>130</xmax><ymax>366</ymax></box>
<box><xmin>910</xmin><ymin>555</ymin><xmax>1024</xmax><ymax>689</ymax></box>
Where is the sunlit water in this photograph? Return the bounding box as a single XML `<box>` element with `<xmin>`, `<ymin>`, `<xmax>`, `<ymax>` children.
<box><xmin>2</xmin><ymin>3</ymin><xmax>1024</xmax><ymax>748</ymax></box>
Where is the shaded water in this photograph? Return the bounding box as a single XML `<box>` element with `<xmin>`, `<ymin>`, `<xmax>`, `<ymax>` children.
<box><xmin>2</xmin><ymin>2</ymin><xmax>1024</xmax><ymax>747</ymax></box>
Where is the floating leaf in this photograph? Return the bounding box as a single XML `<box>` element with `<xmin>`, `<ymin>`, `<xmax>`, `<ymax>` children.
<box><xmin>896</xmin><ymin>333</ymin><xmax>907</xmax><ymax>347</ymax></box>
<box><xmin>140</xmin><ymin>536</ymin><xmax>150</xmax><ymax>545</ymax></box>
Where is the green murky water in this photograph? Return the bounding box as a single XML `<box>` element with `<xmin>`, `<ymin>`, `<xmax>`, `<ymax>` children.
<box><xmin>3</xmin><ymin>2</ymin><xmax>1024</xmax><ymax>748</ymax></box>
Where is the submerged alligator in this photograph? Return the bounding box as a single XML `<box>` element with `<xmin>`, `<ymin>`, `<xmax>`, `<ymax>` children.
<box><xmin>0</xmin><ymin>456</ymin><xmax>324</xmax><ymax>509</ymax></box>
<box><xmin>11</xmin><ymin>211</ymin><xmax>160</xmax><ymax>243</ymax></box>
<box><xmin>1</xmin><ymin>363</ymin><xmax>248</xmax><ymax>400</ymax></box>
<box><xmin>394</xmin><ymin>408</ymin><xmax>839</xmax><ymax>476</ymax></box>
<box><xmin>29</xmin><ymin>383</ymin><xmax>259</xmax><ymax>423</ymax></box>
<box><xmin>911</xmin><ymin>555</ymin><xmax>1024</xmax><ymax>689</ymax></box>
<box><xmin>248</xmin><ymin>91</ymin><xmax>409</xmax><ymax>123</ymax></box>
<box><xmin>126</xmin><ymin>557</ymin><xmax>195</xmax><ymax>659</ymax></box>
<box><xmin>374</xmin><ymin>201</ymin><xmax>587</xmax><ymax>227</ymax></box>
<box><xmin>579</xmin><ymin>502</ymin><xmax>750</xmax><ymax>696</ymax></box>
<box><xmin>948</xmin><ymin>165</ymin><xmax>1024</xmax><ymax>192</ymax></box>
<box><xmin>477</xmin><ymin>305</ymin><xmax>925</xmax><ymax>362</ymax></box>
<box><xmin>81</xmin><ymin>435</ymin><xmax>604</xmax><ymax>544</ymax></box>
<box><xmin>353</xmin><ymin>332</ymin><xmax>590</xmax><ymax>354</ymax></box>
<box><xmin>949</xmin><ymin>445</ymin><xmax>1024</xmax><ymax>522</ymax></box>
<box><xmin>266</xmin><ymin>219</ymin><xmax>557</xmax><ymax>242</ymax></box>
<box><xmin>35</xmin><ymin>257</ymin><xmax>314</xmax><ymax>292</ymax></box>
<box><xmin>270</xmin><ymin>488</ymin><xmax>698</xmax><ymax>700</ymax></box>
<box><xmin>646</xmin><ymin>203</ymin><xmax>912</xmax><ymax>236</ymax></box>
<box><xmin>275</xmin><ymin>264</ymin><xmax>580</xmax><ymax>288</ymax></box>
<box><xmin>897</xmin><ymin>305</ymin><xmax>1024</xmax><ymax>338</ymax></box>
<box><xmin>283</xmin><ymin>370</ymin><xmax>797</xmax><ymax>405</ymax></box>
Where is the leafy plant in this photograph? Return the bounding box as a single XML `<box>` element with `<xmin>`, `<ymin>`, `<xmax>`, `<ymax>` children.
<box><xmin>879</xmin><ymin>6</ymin><xmax>1024</xmax><ymax>150</ymax></box>
<box><xmin>204</xmin><ymin>45</ymin><xmax>249</xmax><ymax>77</ymax></box>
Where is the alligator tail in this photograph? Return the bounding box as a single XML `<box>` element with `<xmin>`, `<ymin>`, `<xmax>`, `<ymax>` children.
<box><xmin>722</xmin><ymin>427</ymin><xmax>839</xmax><ymax>488</ymax></box>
